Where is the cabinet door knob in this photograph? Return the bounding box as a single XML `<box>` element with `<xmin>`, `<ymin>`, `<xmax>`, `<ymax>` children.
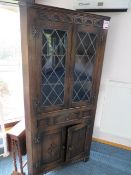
<box><xmin>68</xmin><ymin>146</ymin><xmax>72</xmax><ymax>151</ymax></box>
<box><xmin>62</xmin><ymin>145</ymin><xmax>66</xmax><ymax>150</ymax></box>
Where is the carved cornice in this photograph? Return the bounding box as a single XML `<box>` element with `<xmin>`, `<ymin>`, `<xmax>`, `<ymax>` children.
<box><xmin>36</xmin><ymin>9</ymin><xmax>108</xmax><ymax>29</ymax></box>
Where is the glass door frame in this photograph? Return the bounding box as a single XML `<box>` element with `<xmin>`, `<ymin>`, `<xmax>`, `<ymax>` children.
<box><xmin>33</xmin><ymin>20</ymin><xmax>73</xmax><ymax>113</ymax></box>
<box><xmin>68</xmin><ymin>24</ymin><xmax>102</xmax><ymax>109</ymax></box>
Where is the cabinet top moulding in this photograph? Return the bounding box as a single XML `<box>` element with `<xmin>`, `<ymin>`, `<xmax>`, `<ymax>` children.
<box><xmin>19</xmin><ymin>3</ymin><xmax>111</xmax><ymax>29</ymax></box>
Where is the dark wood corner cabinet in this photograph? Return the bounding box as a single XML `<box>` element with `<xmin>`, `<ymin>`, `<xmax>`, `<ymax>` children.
<box><xmin>19</xmin><ymin>1</ymin><xmax>110</xmax><ymax>174</ymax></box>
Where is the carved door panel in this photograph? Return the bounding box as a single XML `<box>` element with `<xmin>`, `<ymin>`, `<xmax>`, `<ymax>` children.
<box><xmin>69</xmin><ymin>24</ymin><xmax>101</xmax><ymax>108</ymax></box>
<box><xmin>32</xmin><ymin>17</ymin><xmax>72</xmax><ymax>113</ymax></box>
<box><xmin>66</xmin><ymin>123</ymin><xmax>90</xmax><ymax>162</ymax></box>
<box><xmin>35</xmin><ymin>128</ymin><xmax>66</xmax><ymax>174</ymax></box>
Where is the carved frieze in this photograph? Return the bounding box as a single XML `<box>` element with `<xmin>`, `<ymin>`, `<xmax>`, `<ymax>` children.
<box><xmin>37</xmin><ymin>9</ymin><xmax>106</xmax><ymax>28</ymax></box>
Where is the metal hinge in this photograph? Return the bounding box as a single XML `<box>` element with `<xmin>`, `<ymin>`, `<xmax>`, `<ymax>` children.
<box><xmin>91</xmin><ymin>93</ymin><xmax>96</xmax><ymax>104</ymax></box>
<box><xmin>34</xmin><ymin>135</ymin><xmax>41</xmax><ymax>144</ymax></box>
<box><xmin>33</xmin><ymin>99</ymin><xmax>41</xmax><ymax>115</ymax></box>
<box><xmin>32</xmin><ymin>26</ymin><xmax>40</xmax><ymax>38</ymax></box>
<box><xmin>34</xmin><ymin>160</ymin><xmax>41</xmax><ymax>169</ymax></box>
<box><xmin>101</xmin><ymin>35</ymin><xmax>104</xmax><ymax>43</ymax></box>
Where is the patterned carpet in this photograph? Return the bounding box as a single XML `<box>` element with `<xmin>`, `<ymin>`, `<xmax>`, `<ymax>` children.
<box><xmin>0</xmin><ymin>141</ymin><xmax>131</xmax><ymax>175</ymax></box>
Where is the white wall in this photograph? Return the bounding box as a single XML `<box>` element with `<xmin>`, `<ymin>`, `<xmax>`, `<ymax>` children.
<box><xmin>35</xmin><ymin>0</ymin><xmax>131</xmax><ymax>147</ymax></box>
<box><xmin>36</xmin><ymin>0</ymin><xmax>74</xmax><ymax>9</ymax></box>
<box><xmin>93</xmin><ymin>8</ymin><xmax>131</xmax><ymax>147</ymax></box>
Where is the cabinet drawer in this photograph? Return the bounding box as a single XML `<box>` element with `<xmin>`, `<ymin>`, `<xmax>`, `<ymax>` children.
<box><xmin>54</xmin><ymin>111</ymin><xmax>80</xmax><ymax>125</ymax></box>
<box><xmin>38</xmin><ymin>111</ymin><xmax>81</xmax><ymax>128</ymax></box>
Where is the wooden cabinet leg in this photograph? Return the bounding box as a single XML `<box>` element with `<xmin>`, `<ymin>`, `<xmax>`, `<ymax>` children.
<box><xmin>12</xmin><ymin>140</ymin><xmax>17</xmax><ymax>172</ymax></box>
<box><xmin>83</xmin><ymin>156</ymin><xmax>89</xmax><ymax>162</ymax></box>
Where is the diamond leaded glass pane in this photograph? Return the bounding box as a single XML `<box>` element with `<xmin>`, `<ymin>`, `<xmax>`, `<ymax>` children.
<box><xmin>41</xmin><ymin>29</ymin><xmax>67</xmax><ymax>106</ymax></box>
<box><xmin>72</xmin><ymin>32</ymin><xmax>97</xmax><ymax>102</ymax></box>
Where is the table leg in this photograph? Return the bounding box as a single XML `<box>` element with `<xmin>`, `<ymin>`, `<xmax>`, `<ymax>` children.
<box><xmin>11</xmin><ymin>139</ymin><xmax>17</xmax><ymax>172</ymax></box>
<box><xmin>16</xmin><ymin>140</ymin><xmax>25</xmax><ymax>175</ymax></box>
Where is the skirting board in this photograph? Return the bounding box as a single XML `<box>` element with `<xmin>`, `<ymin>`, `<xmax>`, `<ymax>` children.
<box><xmin>93</xmin><ymin>137</ymin><xmax>131</xmax><ymax>151</ymax></box>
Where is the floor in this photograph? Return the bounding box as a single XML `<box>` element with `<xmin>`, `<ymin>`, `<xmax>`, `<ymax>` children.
<box><xmin>0</xmin><ymin>141</ymin><xmax>131</xmax><ymax>175</ymax></box>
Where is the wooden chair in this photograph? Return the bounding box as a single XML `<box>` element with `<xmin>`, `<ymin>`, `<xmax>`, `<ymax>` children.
<box><xmin>7</xmin><ymin>120</ymin><xmax>27</xmax><ymax>175</ymax></box>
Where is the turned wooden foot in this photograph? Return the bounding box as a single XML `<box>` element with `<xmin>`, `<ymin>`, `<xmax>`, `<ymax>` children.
<box><xmin>83</xmin><ymin>156</ymin><xmax>89</xmax><ymax>162</ymax></box>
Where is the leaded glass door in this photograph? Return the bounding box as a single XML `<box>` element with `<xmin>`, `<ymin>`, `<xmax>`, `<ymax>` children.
<box><xmin>69</xmin><ymin>25</ymin><xmax>100</xmax><ymax>108</ymax></box>
<box><xmin>34</xmin><ymin>21</ymin><xmax>72</xmax><ymax>112</ymax></box>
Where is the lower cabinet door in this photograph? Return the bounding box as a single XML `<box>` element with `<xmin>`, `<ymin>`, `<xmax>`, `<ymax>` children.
<box><xmin>66</xmin><ymin>123</ymin><xmax>89</xmax><ymax>162</ymax></box>
<box><xmin>36</xmin><ymin>128</ymin><xmax>66</xmax><ymax>173</ymax></box>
